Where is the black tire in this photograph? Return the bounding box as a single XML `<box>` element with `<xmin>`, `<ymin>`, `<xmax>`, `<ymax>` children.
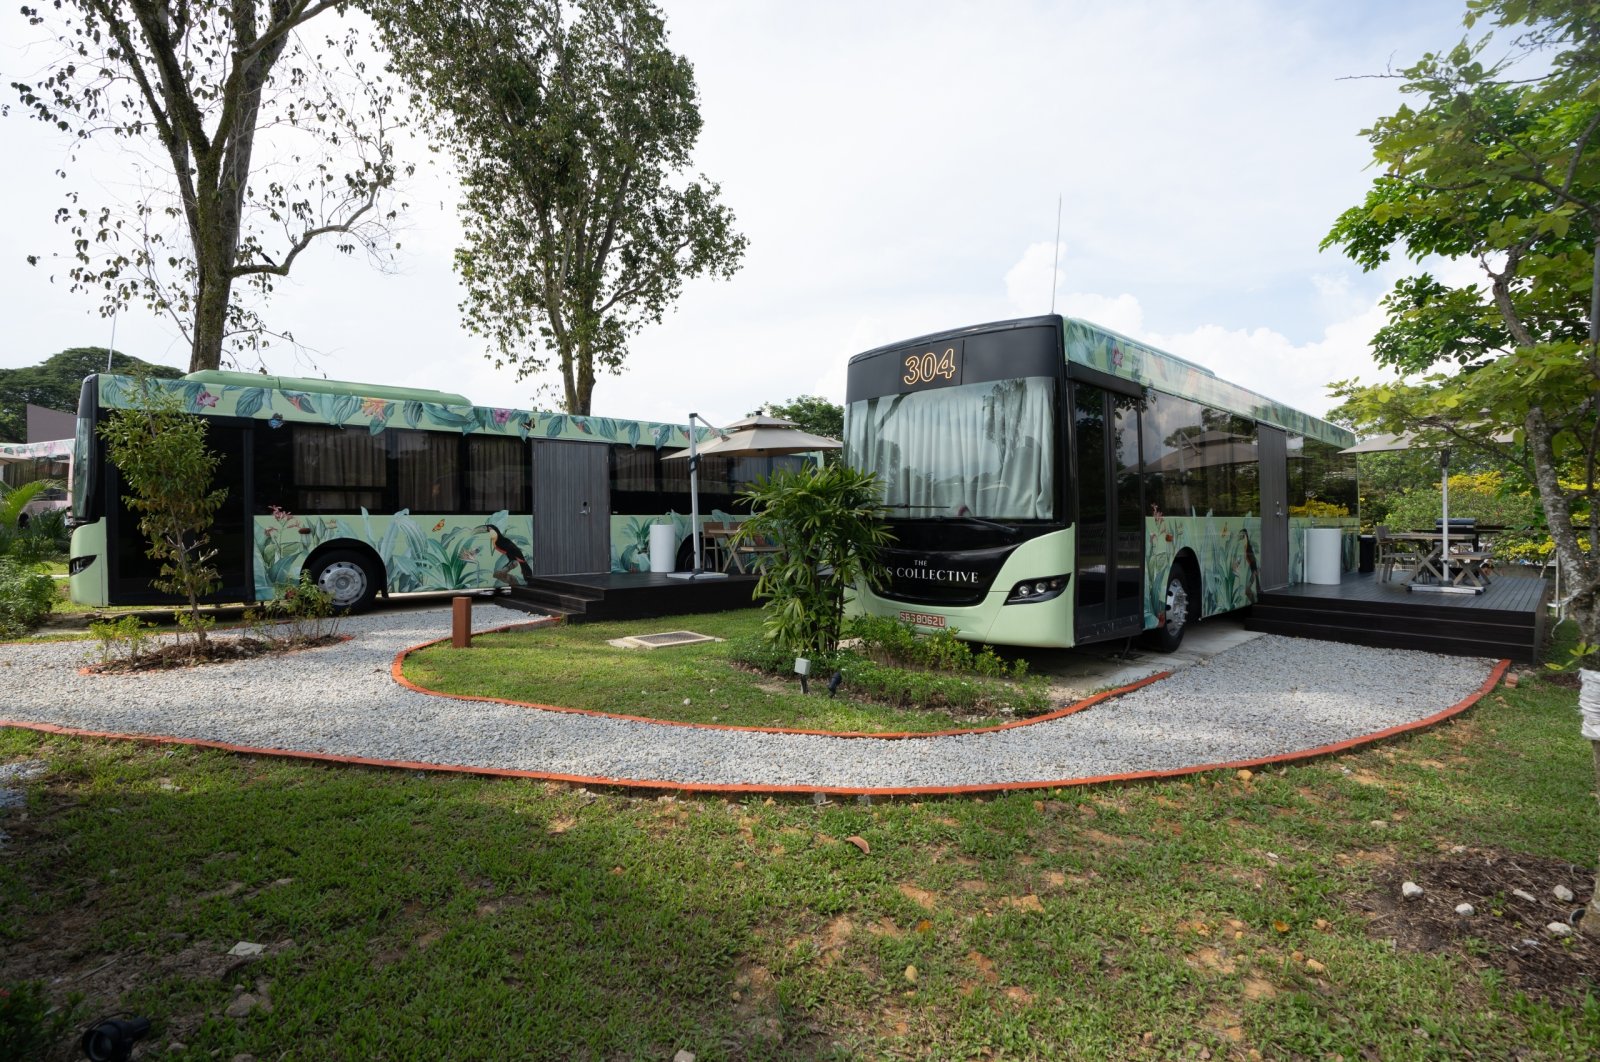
<box><xmin>307</xmin><ymin>549</ymin><xmax>381</xmax><ymax>613</ymax></box>
<box><xmin>1144</xmin><ymin>566</ymin><xmax>1194</xmax><ymax>653</ymax></box>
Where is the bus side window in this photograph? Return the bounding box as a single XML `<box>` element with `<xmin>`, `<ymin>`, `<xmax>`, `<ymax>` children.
<box><xmin>394</xmin><ymin>429</ymin><xmax>460</xmax><ymax>513</ymax></box>
<box><xmin>292</xmin><ymin>425</ymin><xmax>386</xmax><ymax>514</ymax></box>
<box><xmin>254</xmin><ymin>427</ymin><xmax>296</xmax><ymax>514</ymax></box>
<box><xmin>467</xmin><ymin>436</ymin><xmax>528</xmax><ymax>513</ymax></box>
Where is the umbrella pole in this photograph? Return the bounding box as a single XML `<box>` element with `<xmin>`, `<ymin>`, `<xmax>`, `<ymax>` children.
<box><xmin>1410</xmin><ymin>446</ymin><xmax>1479</xmax><ymax>594</ymax></box>
<box><xmin>668</xmin><ymin>413</ymin><xmax>729</xmax><ymax>582</ymax></box>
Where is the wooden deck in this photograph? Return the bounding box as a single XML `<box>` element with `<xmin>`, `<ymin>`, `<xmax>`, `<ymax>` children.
<box><xmin>1246</xmin><ymin>570</ymin><xmax>1551</xmax><ymax>663</ymax></box>
<box><xmin>495</xmin><ymin>571</ymin><xmax>761</xmax><ymax>623</ymax></box>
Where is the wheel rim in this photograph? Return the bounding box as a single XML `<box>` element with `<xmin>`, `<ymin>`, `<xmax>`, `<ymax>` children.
<box><xmin>316</xmin><ymin>560</ymin><xmax>368</xmax><ymax>609</ymax></box>
<box><xmin>1165</xmin><ymin>575</ymin><xmax>1189</xmax><ymax>635</ymax></box>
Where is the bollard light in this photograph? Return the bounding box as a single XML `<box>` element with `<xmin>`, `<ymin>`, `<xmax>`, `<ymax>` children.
<box><xmin>80</xmin><ymin>1016</ymin><xmax>151</xmax><ymax>1062</ymax></box>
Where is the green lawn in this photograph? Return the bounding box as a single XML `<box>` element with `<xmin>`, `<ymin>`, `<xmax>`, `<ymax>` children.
<box><xmin>2</xmin><ymin>626</ymin><xmax>1597</xmax><ymax>1059</ymax></box>
<box><xmin>403</xmin><ymin>610</ymin><xmax>1042</xmax><ymax>733</ymax></box>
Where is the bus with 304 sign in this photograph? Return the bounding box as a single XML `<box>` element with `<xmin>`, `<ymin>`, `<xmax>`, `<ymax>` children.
<box><xmin>843</xmin><ymin>314</ymin><xmax>1357</xmax><ymax>651</ymax></box>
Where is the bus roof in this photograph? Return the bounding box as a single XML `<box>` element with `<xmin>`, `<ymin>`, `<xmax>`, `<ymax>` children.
<box><xmin>1061</xmin><ymin>317</ymin><xmax>1354</xmax><ymax>447</ymax></box>
<box><xmin>184</xmin><ymin>370</ymin><xmax>472</xmax><ymax>407</ymax></box>
<box><xmin>0</xmin><ymin>438</ymin><xmax>73</xmax><ymax>461</ymax></box>
<box><xmin>847</xmin><ymin>314</ymin><xmax>1352</xmax><ymax>447</ymax></box>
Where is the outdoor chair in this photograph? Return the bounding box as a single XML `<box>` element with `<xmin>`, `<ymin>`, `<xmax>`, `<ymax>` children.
<box><xmin>700</xmin><ymin>521</ymin><xmax>728</xmax><ymax>571</ymax></box>
<box><xmin>728</xmin><ymin>532</ymin><xmax>781</xmax><ymax>573</ymax></box>
<box><xmin>1375</xmin><ymin>525</ymin><xmax>1422</xmax><ymax>583</ymax></box>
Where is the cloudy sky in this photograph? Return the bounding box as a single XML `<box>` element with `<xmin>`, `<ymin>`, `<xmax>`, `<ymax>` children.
<box><xmin>0</xmin><ymin>0</ymin><xmax>1474</xmax><ymax>430</ymax></box>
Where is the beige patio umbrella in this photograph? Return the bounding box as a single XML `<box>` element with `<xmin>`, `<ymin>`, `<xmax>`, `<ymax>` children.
<box><xmin>661</xmin><ymin>414</ymin><xmax>841</xmax><ymax>579</ymax></box>
<box><xmin>662</xmin><ymin>414</ymin><xmax>841</xmax><ymax>460</ymax></box>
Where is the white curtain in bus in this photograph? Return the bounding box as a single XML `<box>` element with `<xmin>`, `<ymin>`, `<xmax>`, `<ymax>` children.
<box><xmin>847</xmin><ymin>377</ymin><xmax>1055</xmax><ymax>520</ymax></box>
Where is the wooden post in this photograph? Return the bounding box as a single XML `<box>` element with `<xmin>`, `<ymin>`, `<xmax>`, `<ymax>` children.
<box><xmin>452</xmin><ymin>595</ymin><xmax>472</xmax><ymax>649</ymax></box>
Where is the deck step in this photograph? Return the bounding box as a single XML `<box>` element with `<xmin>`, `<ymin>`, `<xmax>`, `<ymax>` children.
<box><xmin>490</xmin><ymin>593</ymin><xmax>572</xmax><ymax>618</ymax></box>
<box><xmin>1245</xmin><ymin>573</ymin><xmax>1549</xmax><ymax>664</ymax></box>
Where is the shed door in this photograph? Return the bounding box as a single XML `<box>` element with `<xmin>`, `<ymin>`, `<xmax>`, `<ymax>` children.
<box><xmin>1258</xmin><ymin>426</ymin><xmax>1289</xmax><ymax>590</ymax></box>
<box><xmin>531</xmin><ymin>440</ymin><xmax>610</xmax><ymax>575</ymax></box>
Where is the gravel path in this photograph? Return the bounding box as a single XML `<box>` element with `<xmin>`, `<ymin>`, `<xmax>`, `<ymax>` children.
<box><xmin>0</xmin><ymin>607</ymin><xmax>1500</xmax><ymax>793</ymax></box>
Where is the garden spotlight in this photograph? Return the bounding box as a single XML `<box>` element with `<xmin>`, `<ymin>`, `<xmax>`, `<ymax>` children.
<box><xmin>80</xmin><ymin>1016</ymin><xmax>151</xmax><ymax>1062</ymax></box>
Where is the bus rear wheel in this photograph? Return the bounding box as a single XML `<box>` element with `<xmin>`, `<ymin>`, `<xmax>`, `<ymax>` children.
<box><xmin>1145</xmin><ymin>568</ymin><xmax>1193</xmax><ymax>653</ymax></box>
<box><xmin>308</xmin><ymin>550</ymin><xmax>380</xmax><ymax>613</ymax></box>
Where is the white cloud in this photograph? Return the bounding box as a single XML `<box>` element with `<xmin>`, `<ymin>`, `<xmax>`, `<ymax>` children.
<box><xmin>1144</xmin><ymin>299</ymin><xmax>1391</xmax><ymax>418</ymax></box>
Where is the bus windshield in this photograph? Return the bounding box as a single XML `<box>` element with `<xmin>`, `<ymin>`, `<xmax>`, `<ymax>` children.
<box><xmin>70</xmin><ymin>377</ymin><xmax>95</xmax><ymax>523</ymax></box>
<box><xmin>846</xmin><ymin>376</ymin><xmax>1056</xmax><ymax>521</ymax></box>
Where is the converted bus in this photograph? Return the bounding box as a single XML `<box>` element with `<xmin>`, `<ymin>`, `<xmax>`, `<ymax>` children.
<box><xmin>844</xmin><ymin>315</ymin><xmax>1357</xmax><ymax>652</ymax></box>
<box><xmin>0</xmin><ymin>438</ymin><xmax>72</xmax><ymax>525</ymax></box>
<box><xmin>68</xmin><ymin>371</ymin><xmax>803</xmax><ymax>610</ymax></box>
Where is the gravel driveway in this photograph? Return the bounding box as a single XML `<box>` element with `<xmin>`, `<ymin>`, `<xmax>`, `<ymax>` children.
<box><xmin>0</xmin><ymin>607</ymin><xmax>1502</xmax><ymax>794</ymax></box>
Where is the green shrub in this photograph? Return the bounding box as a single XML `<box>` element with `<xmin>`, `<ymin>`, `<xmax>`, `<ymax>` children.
<box><xmin>23</xmin><ymin>507</ymin><xmax>70</xmax><ymax>555</ymax></box>
<box><xmin>0</xmin><ymin>559</ymin><xmax>56</xmax><ymax>638</ymax></box>
<box><xmin>727</xmin><ymin>631</ymin><xmax>1048</xmax><ymax>718</ymax></box>
<box><xmin>725</xmin><ymin>636</ymin><xmax>840</xmax><ymax>676</ymax></box>
<box><xmin>0</xmin><ymin>981</ymin><xmax>76</xmax><ymax>1059</ymax></box>
<box><xmin>847</xmin><ymin>614</ymin><xmax>1029</xmax><ymax>679</ymax></box>
<box><xmin>260</xmin><ymin>572</ymin><xmax>343</xmax><ymax>642</ymax></box>
<box><xmin>838</xmin><ymin>657</ymin><xmax>1049</xmax><ymax>716</ymax></box>
<box><xmin>89</xmin><ymin>614</ymin><xmax>155</xmax><ymax>665</ymax></box>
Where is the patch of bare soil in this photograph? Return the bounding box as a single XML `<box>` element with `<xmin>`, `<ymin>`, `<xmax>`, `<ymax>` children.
<box><xmin>84</xmin><ymin>634</ymin><xmax>347</xmax><ymax>674</ymax></box>
<box><xmin>1352</xmin><ymin>847</ymin><xmax>1599</xmax><ymax>1006</ymax></box>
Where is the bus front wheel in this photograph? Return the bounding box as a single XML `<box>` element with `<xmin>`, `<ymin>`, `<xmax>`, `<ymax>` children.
<box><xmin>1145</xmin><ymin>568</ymin><xmax>1193</xmax><ymax>653</ymax></box>
<box><xmin>308</xmin><ymin>550</ymin><xmax>380</xmax><ymax>613</ymax></box>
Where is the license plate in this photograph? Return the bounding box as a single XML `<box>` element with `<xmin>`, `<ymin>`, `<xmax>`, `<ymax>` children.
<box><xmin>898</xmin><ymin>610</ymin><xmax>946</xmax><ymax>629</ymax></box>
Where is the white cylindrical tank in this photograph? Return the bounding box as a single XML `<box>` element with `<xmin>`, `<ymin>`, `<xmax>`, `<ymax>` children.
<box><xmin>648</xmin><ymin>523</ymin><xmax>678</xmax><ymax>573</ymax></box>
<box><xmin>1304</xmin><ymin>527</ymin><xmax>1343</xmax><ymax>585</ymax></box>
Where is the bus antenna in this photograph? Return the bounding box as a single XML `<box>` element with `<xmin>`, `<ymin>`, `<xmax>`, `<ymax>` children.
<box><xmin>1050</xmin><ymin>193</ymin><xmax>1062</xmax><ymax>314</ymax></box>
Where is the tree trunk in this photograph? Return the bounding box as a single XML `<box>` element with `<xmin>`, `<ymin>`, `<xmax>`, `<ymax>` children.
<box><xmin>190</xmin><ymin>266</ymin><xmax>232</xmax><ymax>373</ymax></box>
<box><xmin>1588</xmin><ymin>739</ymin><xmax>1600</xmax><ymax>935</ymax></box>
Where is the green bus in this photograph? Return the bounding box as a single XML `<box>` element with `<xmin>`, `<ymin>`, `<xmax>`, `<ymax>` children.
<box><xmin>844</xmin><ymin>314</ymin><xmax>1358</xmax><ymax>651</ymax></box>
<box><xmin>0</xmin><ymin>437</ymin><xmax>72</xmax><ymax>526</ymax></box>
<box><xmin>68</xmin><ymin>371</ymin><xmax>802</xmax><ymax>610</ymax></box>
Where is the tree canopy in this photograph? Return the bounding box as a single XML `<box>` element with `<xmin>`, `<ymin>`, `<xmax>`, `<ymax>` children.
<box><xmin>377</xmin><ymin>0</ymin><xmax>747</xmax><ymax>414</ymax></box>
<box><xmin>755</xmin><ymin>395</ymin><xmax>844</xmax><ymax>441</ymax></box>
<box><xmin>9</xmin><ymin>1</ymin><xmax>410</xmax><ymax>373</ymax></box>
<box><xmin>1323</xmin><ymin>0</ymin><xmax>1600</xmax><ymax>935</ymax></box>
<box><xmin>1322</xmin><ymin>0</ymin><xmax>1600</xmax><ymax>658</ymax></box>
<box><xmin>0</xmin><ymin>348</ymin><xmax>181</xmax><ymax>441</ymax></box>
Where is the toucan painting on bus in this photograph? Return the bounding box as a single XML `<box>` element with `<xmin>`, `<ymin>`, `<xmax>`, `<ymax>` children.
<box><xmin>474</xmin><ymin>524</ymin><xmax>534</xmax><ymax>586</ymax></box>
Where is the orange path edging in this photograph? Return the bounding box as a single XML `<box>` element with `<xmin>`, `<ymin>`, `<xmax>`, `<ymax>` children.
<box><xmin>0</xmin><ymin>648</ymin><xmax>1512</xmax><ymax>796</ymax></box>
<box><xmin>389</xmin><ymin>618</ymin><xmax>1172</xmax><ymax>739</ymax></box>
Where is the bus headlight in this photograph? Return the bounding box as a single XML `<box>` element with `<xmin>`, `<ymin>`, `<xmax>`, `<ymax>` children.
<box><xmin>1005</xmin><ymin>574</ymin><xmax>1068</xmax><ymax>604</ymax></box>
<box><xmin>69</xmin><ymin>555</ymin><xmax>96</xmax><ymax>575</ymax></box>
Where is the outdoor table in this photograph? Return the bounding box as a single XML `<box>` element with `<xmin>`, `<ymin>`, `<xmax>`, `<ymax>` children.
<box><xmin>1391</xmin><ymin>532</ymin><xmax>1490</xmax><ymax>591</ymax></box>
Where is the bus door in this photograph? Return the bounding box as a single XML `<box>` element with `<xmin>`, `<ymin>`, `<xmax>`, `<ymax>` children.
<box><xmin>106</xmin><ymin>423</ymin><xmax>253</xmax><ymax>603</ymax></box>
<box><xmin>1257</xmin><ymin>426</ymin><xmax>1289</xmax><ymax>589</ymax></box>
<box><xmin>531</xmin><ymin>439</ymin><xmax>610</xmax><ymax>575</ymax></box>
<box><xmin>1071</xmin><ymin>381</ymin><xmax>1145</xmax><ymax>641</ymax></box>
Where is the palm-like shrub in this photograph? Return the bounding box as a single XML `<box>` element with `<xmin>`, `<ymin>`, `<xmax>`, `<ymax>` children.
<box><xmin>0</xmin><ymin>481</ymin><xmax>60</xmax><ymax>636</ymax></box>
<box><xmin>732</xmin><ymin>464</ymin><xmax>893</xmax><ymax>656</ymax></box>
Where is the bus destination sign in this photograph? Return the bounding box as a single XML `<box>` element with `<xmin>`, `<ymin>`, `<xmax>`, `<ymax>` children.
<box><xmin>897</xmin><ymin>339</ymin><xmax>963</xmax><ymax>393</ymax></box>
